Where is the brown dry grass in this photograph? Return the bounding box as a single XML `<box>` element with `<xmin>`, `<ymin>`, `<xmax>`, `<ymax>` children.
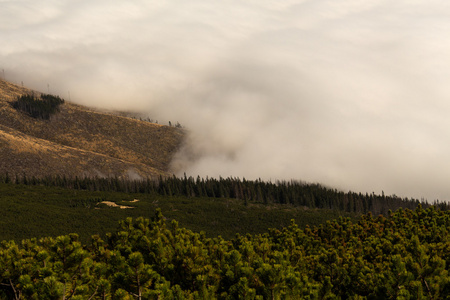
<box><xmin>98</xmin><ymin>201</ymin><xmax>135</xmax><ymax>209</ymax></box>
<box><xmin>0</xmin><ymin>79</ymin><xmax>184</xmax><ymax>179</ymax></box>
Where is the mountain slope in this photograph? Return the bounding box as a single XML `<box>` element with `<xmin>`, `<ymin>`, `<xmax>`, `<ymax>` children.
<box><xmin>0</xmin><ymin>79</ymin><xmax>184</xmax><ymax>179</ymax></box>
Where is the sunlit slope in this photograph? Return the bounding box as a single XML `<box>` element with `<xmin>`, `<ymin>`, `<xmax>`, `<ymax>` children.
<box><xmin>0</xmin><ymin>79</ymin><xmax>184</xmax><ymax>179</ymax></box>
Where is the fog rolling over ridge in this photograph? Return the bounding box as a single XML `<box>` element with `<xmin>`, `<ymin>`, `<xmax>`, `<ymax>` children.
<box><xmin>2</xmin><ymin>0</ymin><xmax>450</xmax><ymax>201</ymax></box>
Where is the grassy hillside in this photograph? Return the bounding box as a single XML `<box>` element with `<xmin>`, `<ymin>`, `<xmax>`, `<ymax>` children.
<box><xmin>0</xmin><ymin>182</ymin><xmax>357</xmax><ymax>243</ymax></box>
<box><xmin>0</xmin><ymin>79</ymin><xmax>184</xmax><ymax>179</ymax></box>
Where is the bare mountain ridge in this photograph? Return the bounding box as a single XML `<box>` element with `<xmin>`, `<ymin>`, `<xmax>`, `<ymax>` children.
<box><xmin>0</xmin><ymin>79</ymin><xmax>184</xmax><ymax>179</ymax></box>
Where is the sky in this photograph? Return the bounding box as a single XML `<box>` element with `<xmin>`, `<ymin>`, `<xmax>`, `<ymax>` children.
<box><xmin>2</xmin><ymin>0</ymin><xmax>450</xmax><ymax>201</ymax></box>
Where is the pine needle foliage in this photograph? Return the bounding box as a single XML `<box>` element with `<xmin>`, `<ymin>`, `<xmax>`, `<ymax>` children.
<box><xmin>1</xmin><ymin>207</ymin><xmax>450</xmax><ymax>299</ymax></box>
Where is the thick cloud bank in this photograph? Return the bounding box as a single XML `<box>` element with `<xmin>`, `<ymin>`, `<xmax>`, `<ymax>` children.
<box><xmin>2</xmin><ymin>0</ymin><xmax>450</xmax><ymax>201</ymax></box>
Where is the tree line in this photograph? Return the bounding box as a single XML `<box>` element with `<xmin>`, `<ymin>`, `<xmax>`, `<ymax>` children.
<box><xmin>1</xmin><ymin>206</ymin><xmax>450</xmax><ymax>299</ymax></box>
<box><xmin>1</xmin><ymin>172</ymin><xmax>445</xmax><ymax>216</ymax></box>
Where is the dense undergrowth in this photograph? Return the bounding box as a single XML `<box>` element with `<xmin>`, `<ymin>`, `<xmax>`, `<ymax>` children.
<box><xmin>1</xmin><ymin>206</ymin><xmax>449</xmax><ymax>299</ymax></box>
<box><xmin>0</xmin><ymin>182</ymin><xmax>355</xmax><ymax>243</ymax></box>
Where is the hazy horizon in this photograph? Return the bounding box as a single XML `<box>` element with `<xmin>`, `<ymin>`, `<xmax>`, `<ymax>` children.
<box><xmin>2</xmin><ymin>0</ymin><xmax>450</xmax><ymax>201</ymax></box>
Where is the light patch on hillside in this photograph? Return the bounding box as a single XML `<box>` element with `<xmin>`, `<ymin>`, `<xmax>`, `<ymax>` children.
<box><xmin>98</xmin><ymin>201</ymin><xmax>135</xmax><ymax>209</ymax></box>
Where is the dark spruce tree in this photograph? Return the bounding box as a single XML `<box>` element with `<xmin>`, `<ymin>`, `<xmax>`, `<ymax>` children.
<box><xmin>12</xmin><ymin>93</ymin><xmax>64</xmax><ymax>120</ymax></box>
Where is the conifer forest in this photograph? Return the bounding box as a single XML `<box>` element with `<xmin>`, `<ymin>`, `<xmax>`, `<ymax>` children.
<box><xmin>0</xmin><ymin>174</ymin><xmax>450</xmax><ymax>298</ymax></box>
